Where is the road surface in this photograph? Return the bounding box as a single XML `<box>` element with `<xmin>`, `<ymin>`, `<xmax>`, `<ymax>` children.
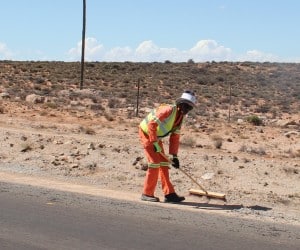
<box><xmin>0</xmin><ymin>181</ymin><xmax>299</xmax><ymax>250</ymax></box>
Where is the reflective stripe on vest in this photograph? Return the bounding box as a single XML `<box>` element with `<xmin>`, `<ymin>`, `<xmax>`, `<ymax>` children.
<box><xmin>148</xmin><ymin>161</ymin><xmax>170</xmax><ymax>168</ymax></box>
<box><xmin>140</xmin><ymin>105</ymin><xmax>177</xmax><ymax>138</ymax></box>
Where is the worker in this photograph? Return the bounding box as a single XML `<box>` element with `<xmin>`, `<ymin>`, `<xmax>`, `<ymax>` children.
<box><xmin>139</xmin><ymin>90</ymin><xmax>196</xmax><ymax>202</ymax></box>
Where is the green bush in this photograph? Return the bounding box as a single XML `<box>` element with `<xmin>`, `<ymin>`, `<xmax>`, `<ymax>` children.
<box><xmin>246</xmin><ymin>115</ymin><xmax>263</xmax><ymax>126</ymax></box>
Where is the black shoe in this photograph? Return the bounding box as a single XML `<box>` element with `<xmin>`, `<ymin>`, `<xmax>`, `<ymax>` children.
<box><xmin>141</xmin><ymin>194</ymin><xmax>160</xmax><ymax>202</ymax></box>
<box><xmin>164</xmin><ymin>193</ymin><xmax>185</xmax><ymax>203</ymax></box>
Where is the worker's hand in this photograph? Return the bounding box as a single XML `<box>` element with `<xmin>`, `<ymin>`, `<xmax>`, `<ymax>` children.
<box><xmin>153</xmin><ymin>141</ymin><xmax>162</xmax><ymax>153</ymax></box>
<box><xmin>171</xmin><ymin>155</ymin><xmax>180</xmax><ymax>169</ymax></box>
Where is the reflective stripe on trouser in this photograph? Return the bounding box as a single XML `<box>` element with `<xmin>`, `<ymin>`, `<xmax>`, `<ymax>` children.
<box><xmin>143</xmin><ymin>167</ymin><xmax>175</xmax><ymax>196</ymax></box>
<box><xmin>139</xmin><ymin>127</ymin><xmax>175</xmax><ymax>196</ymax></box>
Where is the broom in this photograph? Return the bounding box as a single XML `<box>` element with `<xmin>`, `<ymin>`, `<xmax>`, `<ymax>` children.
<box><xmin>159</xmin><ymin>152</ymin><xmax>226</xmax><ymax>201</ymax></box>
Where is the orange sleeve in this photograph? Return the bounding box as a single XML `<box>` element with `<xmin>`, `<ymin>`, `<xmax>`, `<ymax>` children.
<box><xmin>147</xmin><ymin>106</ymin><xmax>173</xmax><ymax>142</ymax></box>
<box><xmin>147</xmin><ymin>120</ymin><xmax>158</xmax><ymax>142</ymax></box>
<box><xmin>169</xmin><ymin>133</ymin><xmax>180</xmax><ymax>155</ymax></box>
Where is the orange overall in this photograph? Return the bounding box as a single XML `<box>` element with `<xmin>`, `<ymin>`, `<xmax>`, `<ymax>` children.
<box><xmin>139</xmin><ymin>104</ymin><xmax>183</xmax><ymax>197</ymax></box>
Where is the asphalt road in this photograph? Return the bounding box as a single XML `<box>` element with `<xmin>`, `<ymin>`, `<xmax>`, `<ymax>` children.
<box><xmin>0</xmin><ymin>181</ymin><xmax>299</xmax><ymax>250</ymax></box>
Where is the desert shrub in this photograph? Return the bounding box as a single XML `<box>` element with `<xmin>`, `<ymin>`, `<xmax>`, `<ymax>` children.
<box><xmin>39</xmin><ymin>110</ymin><xmax>48</xmax><ymax>116</ymax></box>
<box><xmin>246</xmin><ymin>115</ymin><xmax>263</xmax><ymax>126</ymax></box>
<box><xmin>283</xmin><ymin>166</ymin><xmax>299</xmax><ymax>174</ymax></box>
<box><xmin>239</xmin><ymin>144</ymin><xmax>247</xmax><ymax>152</ymax></box>
<box><xmin>285</xmin><ymin>148</ymin><xmax>300</xmax><ymax>158</ymax></box>
<box><xmin>0</xmin><ymin>105</ymin><xmax>4</xmax><ymax>114</ymax></box>
<box><xmin>212</xmin><ymin>112</ymin><xmax>220</xmax><ymax>118</ymax></box>
<box><xmin>219</xmin><ymin>96</ymin><xmax>231</xmax><ymax>104</ymax></box>
<box><xmin>216</xmin><ymin>76</ymin><xmax>224</xmax><ymax>82</ymax></box>
<box><xmin>197</xmin><ymin>79</ymin><xmax>206</xmax><ymax>85</ymax></box>
<box><xmin>255</xmin><ymin>104</ymin><xmax>271</xmax><ymax>113</ymax></box>
<box><xmin>79</xmin><ymin>126</ymin><xmax>96</xmax><ymax>135</ymax></box>
<box><xmin>90</xmin><ymin>103</ymin><xmax>105</xmax><ymax>111</ymax></box>
<box><xmin>239</xmin><ymin>145</ymin><xmax>266</xmax><ymax>155</ymax></box>
<box><xmin>211</xmin><ymin>135</ymin><xmax>223</xmax><ymax>149</ymax></box>
<box><xmin>249</xmin><ymin>146</ymin><xmax>266</xmax><ymax>156</ymax></box>
<box><xmin>104</xmin><ymin>112</ymin><xmax>114</xmax><ymax>121</ymax></box>
<box><xmin>108</xmin><ymin>98</ymin><xmax>121</xmax><ymax>108</ymax></box>
<box><xmin>180</xmin><ymin>136</ymin><xmax>196</xmax><ymax>147</ymax></box>
<box><xmin>44</xmin><ymin>102</ymin><xmax>58</xmax><ymax>109</ymax></box>
<box><xmin>36</xmin><ymin>78</ymin><xmax>45</xmax><ymax>84</ymax></box>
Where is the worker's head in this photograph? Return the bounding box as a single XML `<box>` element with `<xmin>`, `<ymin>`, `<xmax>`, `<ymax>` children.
<box><xmin>176</xmin><ymin>90</ymin><xmax>196</xmax><ymax>115</ymax></box>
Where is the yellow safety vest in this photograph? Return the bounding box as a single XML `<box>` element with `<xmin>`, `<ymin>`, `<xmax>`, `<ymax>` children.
<box><xmin>140</xmin><ymin>104</ymin><xmax>180</xmax><ymax>138</ymax></box>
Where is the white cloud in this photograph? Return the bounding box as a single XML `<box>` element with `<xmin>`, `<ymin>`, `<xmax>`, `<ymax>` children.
<box><xmin>0</xmin><ymin>42</ymin><xmax>14</xmax><ymax>59</ymax></box>
<box><xmin>67</xmin><ymin>37</ymin><xmax>104</xmax><ymax>61</ymax></box>
<box><xmin>104</xmin><ymin>46</ymin><xmax>132</xmax><ymax>62</ymax></box>
<box><xmin>188</xmin><ymin>40</ymin><xmax>232</xmax><ymax>61</ymax></box>
<box><xmin>67</xmin><ymin>39</ymin><xmax>233</xmax><ymax>62</ymax></box>
<box><xmin>134</xmin><ymin>40</ymin><xmax>182</xmax><ymax>62</ymax></box>
<box><xmin>1</xmin><ymin>38</ymin><xmax>297</xmax><ymax>62</ymax></box>
<box><xmin>238</xmin><ymin>50</ymin><xmax>279</xmax><ymax>62</ymax></box>
<box><xmin>67</xmin><ymin>37</ymin><xmax>288</xmax><ymax>63</ymax></box>
<box><xmin>135</xmin><ymin>40</ymin><xmax>159</xmax><ymax>55</ymax></box>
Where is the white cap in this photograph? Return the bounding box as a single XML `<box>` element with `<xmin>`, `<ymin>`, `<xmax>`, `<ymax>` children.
<box><xmin>176</xmin><ymin>91</ymin><xmax>196</xmax><ymax>107</ymax></box>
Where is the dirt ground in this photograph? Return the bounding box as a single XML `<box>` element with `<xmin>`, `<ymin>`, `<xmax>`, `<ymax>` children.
<box><xmin>0</xmin><ymin>101</ymin><xmax>299</xmax><ymax>225</ymax></box>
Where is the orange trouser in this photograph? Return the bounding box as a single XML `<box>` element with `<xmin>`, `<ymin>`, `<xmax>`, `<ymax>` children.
<box><xmin>139</xmin><ymin>128</ymin><xmax>175</xmax><ymax>196</ymax></box>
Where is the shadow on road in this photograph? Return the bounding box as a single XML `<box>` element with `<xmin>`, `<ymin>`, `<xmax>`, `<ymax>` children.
<box><xmin>176</xmin><ymin>202</ymin><xmax>272</xmax><ymax>211</ymax></box>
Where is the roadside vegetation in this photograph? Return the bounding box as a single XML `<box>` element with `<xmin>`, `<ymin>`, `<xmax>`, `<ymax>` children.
<box><xmin>0</xmin><ymin>60</ymin><xmax>299</xmax><ymax>123</ymax></box>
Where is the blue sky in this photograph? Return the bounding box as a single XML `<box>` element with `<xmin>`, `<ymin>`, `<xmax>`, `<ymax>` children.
<box><xmin>1</xmin><ymin>0</ymin><xmax>300</xmax><ymax>62</ymax></box>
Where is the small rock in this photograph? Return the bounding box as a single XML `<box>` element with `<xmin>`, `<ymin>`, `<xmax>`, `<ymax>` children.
<box><xmin>256</xmin><ymin>128</ymin><xmax>264</xmax><ymax>133</ymax></box>
<box><xmin>132</xmin><ymin>156</ymin><xmax>143</xmax><ymax>165</ymax></box>
<box><xmin>284</xmin><ymin>131</ymin><xmax>299</xmax><ymax>138</ymax></box>
<box><xmin>0</xmin><ymin>92</ymin><xmax>10</xmax><ymax>99</ymax></box>
<box><xmin>21</xmin><ymin>135</ymin><xmax>28</xmax><ymax>141</ymax></box>
<box><xmin>88</xmin><ymin>143</ymin><xmax>95</xmax><ymax>150</ymax></box>
<box><xmin>25</xmin><ymin>94</ymin><xmax>45</xmax><ymax>104</ymax></box>
<box><xmin>201</xmin><ymin>172</ymin><xmax>214</xmax><ymax>180</ymax></box>
<box><xmin>140</xmin><ymin>163</ymin><xmax>148</xmax><ymax>171</ymax></box>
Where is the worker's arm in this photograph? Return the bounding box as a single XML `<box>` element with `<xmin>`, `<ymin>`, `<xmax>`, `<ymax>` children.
<box><xmin>169</xmin><ymin>132</ymin><xmax>180</xmax><ymax>155</ymax></box>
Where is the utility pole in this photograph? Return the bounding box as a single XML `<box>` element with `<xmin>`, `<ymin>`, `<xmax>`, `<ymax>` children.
<box><xmin>228</xmin><ymin>80</ymin><xmax>232</xmax><ymax>123</ymax></box>
<box><xmin>80</xmin><ymin>0</ymin><xmax>86</xmax><ymax>89</ymax></box>
<box><xmin>136</xmin><ymin>78</ymin><xmax>140</xmax><ymax>117</ymax></box>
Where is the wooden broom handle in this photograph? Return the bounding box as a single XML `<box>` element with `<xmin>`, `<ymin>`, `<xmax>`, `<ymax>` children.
<box><xmin>177</xmin><ymin>168</ymin><xmax>208</xmax><ymax>194</ymax></box>
<box><xmin>159</xmin><ymin>152</ymin><xmax>208</xmax><ymax>194</ymax></box>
